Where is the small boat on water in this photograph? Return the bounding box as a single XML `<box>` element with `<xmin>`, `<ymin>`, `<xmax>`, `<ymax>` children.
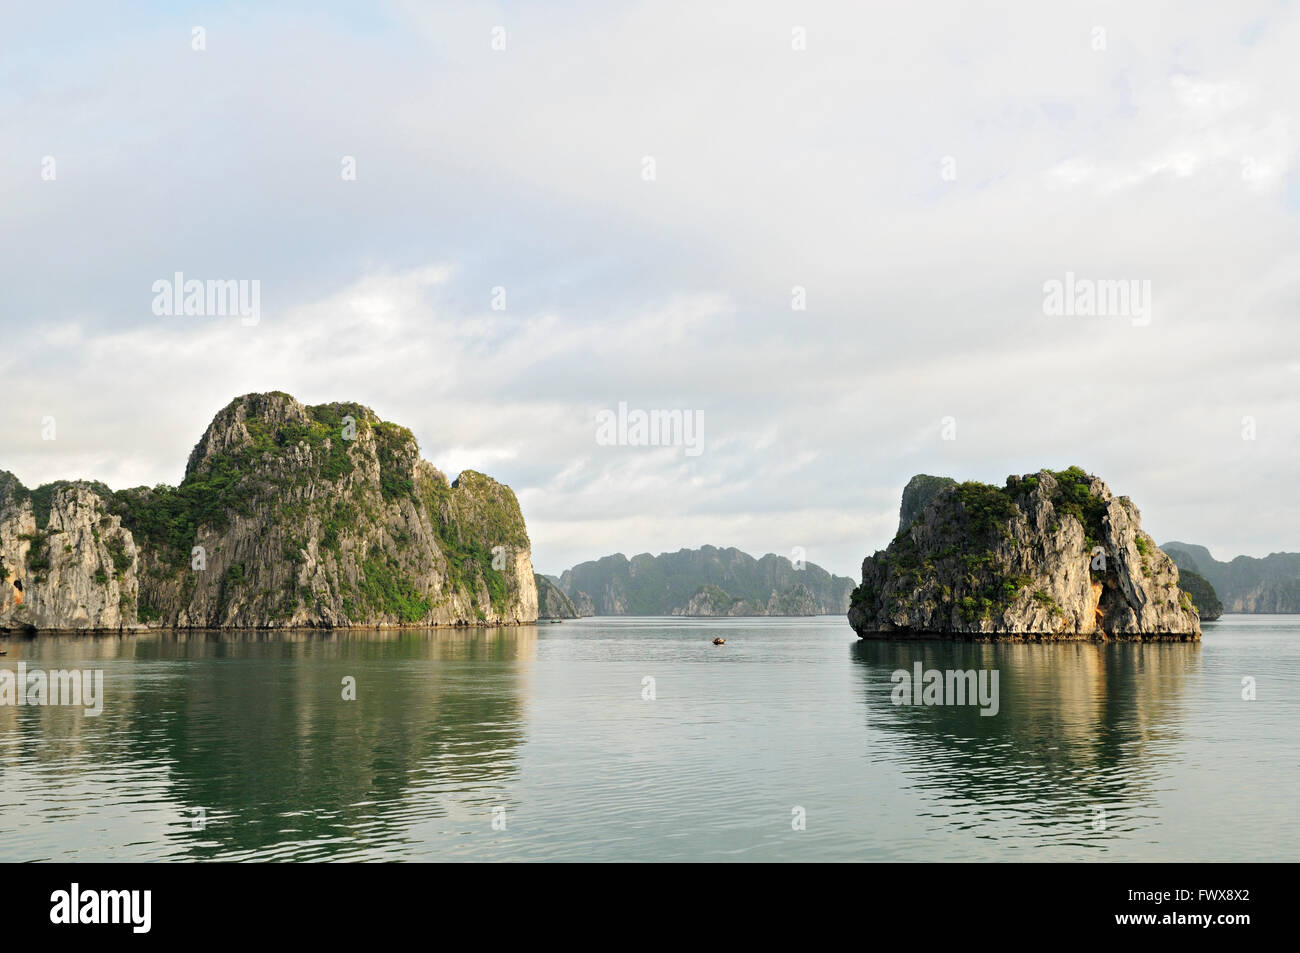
<box><xmin>712</xmin><ymin>638</ymin><xmax>725</xmax><ymax>645</ymax></box>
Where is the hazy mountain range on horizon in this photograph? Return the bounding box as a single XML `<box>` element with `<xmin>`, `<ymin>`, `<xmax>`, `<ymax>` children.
<box><xmin>547</xmin><ymin>545</ymin><xmax>854</xmax><ymax>617</ymax></box>
<box><xmin>1162</xmin><ymin>542</ymin><xmax>1300</xmax><ymax>614</ymax></box>
<box><xmin>534</xmin><ymin>534</ymin><xmax>1300</xmax><ymax>621</ymax></box>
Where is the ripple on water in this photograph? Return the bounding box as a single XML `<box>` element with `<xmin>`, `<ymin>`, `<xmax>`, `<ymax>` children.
<box><xmin>0</xmin><ymin>618</ymin><xmax>1297</xmax><ymax>860</ymax></box>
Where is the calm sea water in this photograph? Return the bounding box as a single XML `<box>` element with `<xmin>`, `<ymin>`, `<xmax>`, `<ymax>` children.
<box><xmin>1</xmin><ymin>615</ymin><xmax>1296</xmax><ymax>862</ymax></box>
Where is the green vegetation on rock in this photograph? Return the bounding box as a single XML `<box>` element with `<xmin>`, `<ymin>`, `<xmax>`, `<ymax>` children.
<box><xmin>557</xmin><ymin>545</ymin><xmax>854</xmax><ymax>616</ymax></box>
<box><xmin>898</xmin><ymin>474</ymin><xmax>958</xmax><ymax>533</ymax></box>
<box><xmin>1177</xmin><ymin>569</ymin><xmax>1223</xmax><ymax>621</ymax></box>
<box><xmin>21</xmin><ymin>531</ymin><xmax>53</xmax><ymax>581</ymax></box>
<box><xmin>851</xmin><ymin>468</ymin><xmax>1201</xmax><ymax>640</ymax></box>
<box><xmin>112</xmin><ymin>401</ymin><xmax>371</xmax><ymax>569</ymax></box>
<box><xmin>535</xmin><ymin>574</ymin><xmax>579</xmax><ymax>618</ymax></box>
<box><xmin>1</xmin><ymin>393</ymin><xmax>537</xmax><ymax>630</ymax></box>
<box><xmin>359</xmin><ymin>552</ymin><xmax>431</xmax><ymax>622</ymax></box>
<box><xmin>1163</xmin><ymin>541</ymin><xmax>1300</xmax><ymax>614</ymax></box>
<box><xmin>1041</xmin><ymin>465</ymin><xmax>1109</xmax><ymax>548</ymax></box>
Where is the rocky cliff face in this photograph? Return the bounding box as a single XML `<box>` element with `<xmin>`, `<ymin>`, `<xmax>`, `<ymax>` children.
<box><xmin>569</xmin><ymin>588</ymin><xmax>595</xmax><ymax>617</ymax></box>
<box><xmin>536</xmin><ymin>574</ymin><xmax>579</xmax><ymax>619</ymax></box>
<box><xmin>1</xmin><ymin>392</ymin><xmax>538</xmax><ymax>630</ymax></box>
<box><xmin>1176</xmin><ymin>569</ymin><xmax>1222</xmax><ymax>621</ymax></box>
<box><xmin>897</xmin><ymin>475</ymin><xmax>957</xmax><ymax>534</ymax></box>
<box><xmin>0</xmin><ymin>476</ymin><xmax>140</xmax><ymax>630</ymax></box>
<box><xmin>1162</xmin><ymin>542</ymin><xmax>1300</xmax><ymax>613</ymax></box>
<box><xmin>673</xmin><ymin>581</ymin><xmax>819</xmax><ymax>616</ymax></box>
<box><xmin>558</xmin><ymin>545</ymin><xmax>853</xmax><ymax>616</ymax></box>
<box><xmin>849</xmin><ymin>468</ymin><xmax>1201</xmax><ymax>641</ymax></box>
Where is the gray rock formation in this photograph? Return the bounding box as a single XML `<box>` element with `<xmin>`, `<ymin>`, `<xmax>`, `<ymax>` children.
<box><xmin>1</xmin><ymin>392</ymin><xmax>538</xmax><ymax>631</ymax></box>
<box><xmin>0</xmin><ymin>479</ymin><xmax>140</xmax><ymax>630</ymax></box>
<box><xmin>1162</xmin><ymin>541</ymin><xmax>1300</xmax><ymax>613</ymax></box>
<box><xmin>673</xmin><ymin>580</ymin><xmax>821</xmax><ymax>616</ymax></box>
<box><xmin>849</xmin><ymin>468</ymin><xmax>1201</xmax><ymax>641</ymax></box>
<box><xmin>536</xmin><ymin>574</ymin><xmax>579</xmax><ymax>619</ymax></box>
<box><xmin>1175</xmin><ymin>569</ymin><xmax>1223</xmax><ymax>621</ymax></box>
<box><xmin>557</xmin><ymin>545</ymin><xmax>853</xmax><ymax>616</ymax></box>
<box><xmin>569</xmin><ymin>588</ymin><xmax>595</xmax><ymax>617</ymax></box>
<box><xmin>898</xmin><ymin>474</ymin><xmax>957</xmax><ymax>534</ymax></box>
<box><xmin>674</xmin><ymin>585</ymin><xmax>750</xmax><ymax>616</ymax></box>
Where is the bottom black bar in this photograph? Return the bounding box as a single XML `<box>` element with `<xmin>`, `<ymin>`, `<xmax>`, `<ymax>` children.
<box><xmin>13</xmin><ymin>862</ymin><xmax>1283</xmax><ymax>941</ymax></box>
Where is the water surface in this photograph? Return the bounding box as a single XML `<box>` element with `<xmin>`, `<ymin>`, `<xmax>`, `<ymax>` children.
<box><xmin>1</xmin><ymin>615</ymin><xmax>1295</xmax><ymax>861</ymax></box>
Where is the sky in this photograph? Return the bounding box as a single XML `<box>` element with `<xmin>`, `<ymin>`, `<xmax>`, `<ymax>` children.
<box><xmin>2</xmin><ymin>0</ymin><xmax>1298</xmax><ymax>578</ymax></box>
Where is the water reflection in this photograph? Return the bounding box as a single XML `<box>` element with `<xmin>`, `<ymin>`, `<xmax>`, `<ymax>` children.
<box><xmin>849</xmin><ymin>640</ymin><xmax>1201</xmax><ymax>848</ymax></box>
<box><xmin>0</xmin><ymin>627</ymin><xmax>537</xmax><ymax>860</ymax></box>
<box><xmin>5</xmin><ymin>619</ymin><xmax>1292</xmax><ymax>861</ymax></box>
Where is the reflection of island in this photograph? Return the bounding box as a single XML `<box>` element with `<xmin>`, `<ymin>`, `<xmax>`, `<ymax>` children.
<box><xmin>1</xmin><ymin>627</ymin><xmax>537</xmax><ymax>859</ymax></box>
<box><xmin>849</xmin><ymin>639</ymin><xmax>1200</xmax><ymax>846</ymax></box>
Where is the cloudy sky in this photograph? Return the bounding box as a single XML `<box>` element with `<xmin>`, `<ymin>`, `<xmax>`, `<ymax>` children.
<box><xmin>2</xmin><ymin>1</ymin><xmax>1297</xmax><ymax>578</ymax></box>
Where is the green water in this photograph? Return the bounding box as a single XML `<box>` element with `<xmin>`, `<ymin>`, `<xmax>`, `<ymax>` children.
<box><xmin>0</xmin><ymin>615</ymin><xmax>1295</xmax><ymax>861</ymax></box>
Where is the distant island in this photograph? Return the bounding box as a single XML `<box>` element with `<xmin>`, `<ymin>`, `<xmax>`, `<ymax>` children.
<box><xmin>1</xmin><ymin>392</ymin><xmax>538</xmax><ymax>630</ymax></box>
<box><xmin>1161</xmin><ymin>542</ymin><xmax>1299</xmax><ymax>614</ymax></box>
<box><xmin>1173</xmin><ymin>568</ymin><xmax>1222</xmax><ymax>621</ymax></box>
<box><xmin>849</xmin><ymin>468</ymin><xmax>1202</xmax><ymax>641</ymax></box>
<box><xmin>535</xmin><ymin>573</ymin><xmax>581</xmax><ymax>619</ymax></box>
<box><xmin>7</xmin><ymin>402</ymin><xmax>1285</xmax><ymax>638</ymax></box>
<box><xmin>548</xmin><ymin>545</ymin><xmax>854</xmax><ymax>617</ymax></box>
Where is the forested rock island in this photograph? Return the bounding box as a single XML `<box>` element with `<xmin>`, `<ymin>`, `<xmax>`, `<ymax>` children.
<box><xmin>0</xmin><ymin>392</ymin><xmax>537</xmax><ymax>631</ymax></box>
<box><xmin>849</xmin><ymin>468</ymin><xmax>1203</xmax><ymax>641</ymax></box>
<box><xmin>551</xmin><ymin>546</ymin><xmax>854</xmax><ymax>617</ymax></box>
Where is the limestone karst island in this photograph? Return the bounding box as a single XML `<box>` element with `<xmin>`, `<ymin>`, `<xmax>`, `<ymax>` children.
<box><xmin>848</xmin><ymin>468</ymin><xmax>1203</xmax><ymax>641</ymax></box>
<box><xmin>0</xmin><ymin>398</ymin><xmax>1217</xmax><ymax>642</ymax></box>
<box><xmin>0</xmin><ymin>392</ymin><xmax>538</xmax><ymax>630</ymax></box>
